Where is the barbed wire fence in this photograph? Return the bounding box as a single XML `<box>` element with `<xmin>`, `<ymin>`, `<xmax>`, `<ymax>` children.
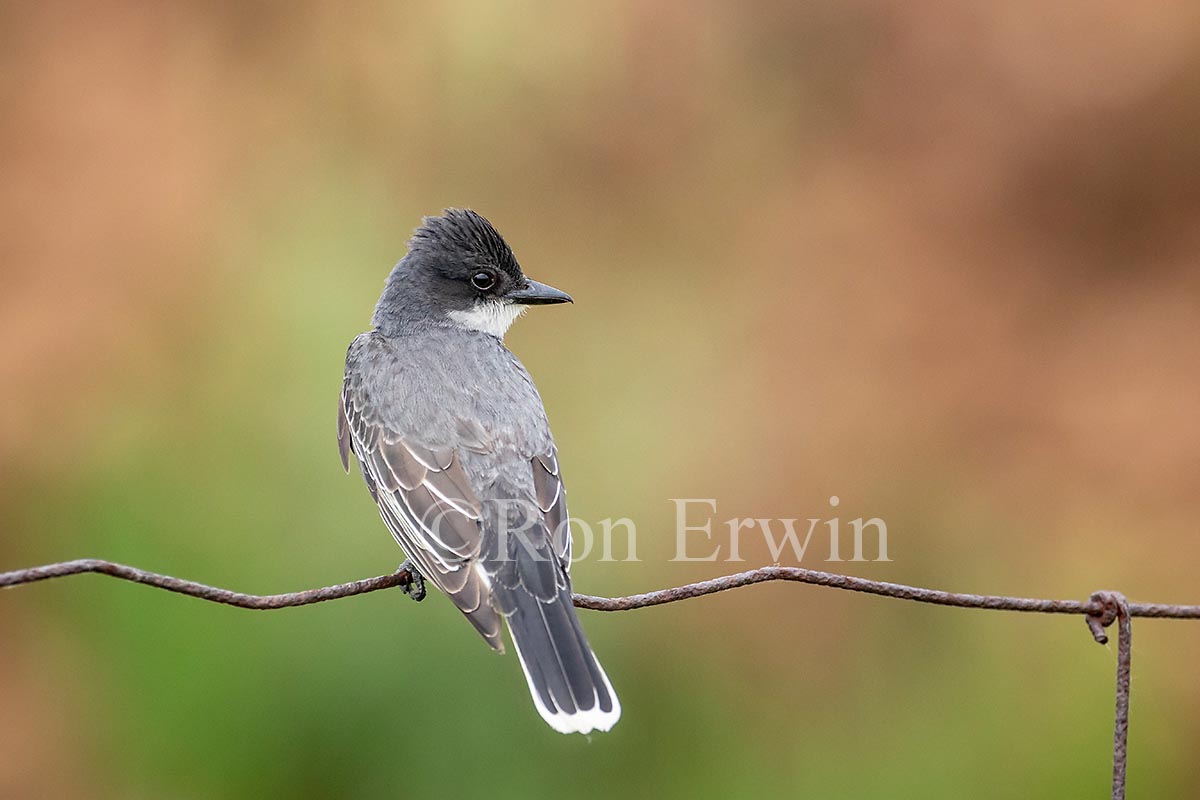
<box><xmin>5</xmin><ymin>559</ymin><xmax>1200</xmax><ymax>798</ymax></box>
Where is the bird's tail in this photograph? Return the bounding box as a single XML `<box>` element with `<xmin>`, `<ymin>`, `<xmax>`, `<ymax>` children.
<box><xmin>503</xmin><ymin>584</ymin><xmax>621</xmax><ymax>734</ymax></box>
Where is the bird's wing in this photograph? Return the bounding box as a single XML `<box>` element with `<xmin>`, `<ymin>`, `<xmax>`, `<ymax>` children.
<box><xmin>339</xmin><ymin>382</ymin><xmax>504</xmax><ymax>651</ymax></box>
<box><xmin>531</xmin><ymin>449</ymin><xmax>572</xmax><ymax>569</ymax></box>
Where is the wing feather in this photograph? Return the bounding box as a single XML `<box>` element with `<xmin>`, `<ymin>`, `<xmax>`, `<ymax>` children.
<box><xmin>337</xmin><ymin>392</ymin><xmax>353</xmax><ymax>472</ymax></box>
<box><xmin>340</xmin><ymin>381</ymin><xmax>502</xmax><ymax>650</ymax></box>
<box><xmin>532</xmin><ymin>449</ymin><xmax>571</xmax><ymax>569</ymax></box>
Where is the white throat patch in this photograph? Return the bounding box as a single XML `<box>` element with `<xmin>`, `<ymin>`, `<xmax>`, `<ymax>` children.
<box><xmin>448</xmin><ymin>300</ymin><xmax>526</xmax><ymax>339</ymax></box>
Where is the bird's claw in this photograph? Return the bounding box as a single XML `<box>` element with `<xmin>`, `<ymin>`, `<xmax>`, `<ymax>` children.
<box><xmin>397</xmin><ymin>560</ymin><xmax>426</xmax><ymax>602</ymax></box>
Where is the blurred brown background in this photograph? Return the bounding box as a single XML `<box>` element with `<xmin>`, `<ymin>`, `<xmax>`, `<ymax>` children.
<box><xmin>2</xmin><ymin>2</ymin><xmax>1199</xmax><ymax>797</ymax></box>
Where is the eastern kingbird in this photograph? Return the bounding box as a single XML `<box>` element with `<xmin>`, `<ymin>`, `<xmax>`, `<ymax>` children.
<box><xmin>338</xmin><ymin>209</ymin><xmax>620</xmax><ymax>734</ymax></box>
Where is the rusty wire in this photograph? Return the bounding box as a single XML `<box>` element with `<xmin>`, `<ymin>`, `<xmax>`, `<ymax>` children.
<box><xmin>4</xmin><ymin>559</ymin><xmax>1199</xmax><ymax>799</ymax></box>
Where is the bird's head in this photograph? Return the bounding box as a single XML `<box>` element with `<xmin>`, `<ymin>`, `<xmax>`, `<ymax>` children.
<box><xmin>374</xmin><ymin>209</ymin><xmax>571</xmax><ymax>338</ymax></box>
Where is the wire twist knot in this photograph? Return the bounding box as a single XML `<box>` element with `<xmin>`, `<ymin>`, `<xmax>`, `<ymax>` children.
<box><xmin>1086</xmin><ymin>590</ymin><xmax>1129</xmax><ymax>645</ymax></box>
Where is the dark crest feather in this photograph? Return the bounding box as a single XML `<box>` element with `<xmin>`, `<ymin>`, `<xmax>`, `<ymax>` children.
<box><xmin>410</xmin><ymin>208</ymin><xmax>521</xmax><ymax>280</ymax></box>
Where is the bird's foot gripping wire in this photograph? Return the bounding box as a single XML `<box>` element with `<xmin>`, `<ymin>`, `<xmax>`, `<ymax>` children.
<box><xmin>396</xmin><ymin>560</ymin><xmax>426</xmax><ymax>602</ymax></box>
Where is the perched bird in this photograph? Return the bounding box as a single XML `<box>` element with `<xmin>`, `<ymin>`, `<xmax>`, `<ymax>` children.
<box><xmin>337</xmin><ymin>209</ymin><xmax>620</xmax><ymax>734</ymax></box>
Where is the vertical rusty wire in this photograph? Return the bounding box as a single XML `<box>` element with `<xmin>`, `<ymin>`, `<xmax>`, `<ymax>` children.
<box><xmin>1086</xmin><ymin>591</ymin><xmax>1132</xmax><ymax>800</ymax></box>
<box><xmin>1111</xmin><ymin>596</ymin><xmax>1133</xmax><ymax>800</ymax></box>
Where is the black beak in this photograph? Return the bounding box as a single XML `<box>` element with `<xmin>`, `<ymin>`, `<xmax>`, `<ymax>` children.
<box><xmin>507</xmin><ymin>279</ymin><xmax>573</xmax><ymax>306</ymax></box>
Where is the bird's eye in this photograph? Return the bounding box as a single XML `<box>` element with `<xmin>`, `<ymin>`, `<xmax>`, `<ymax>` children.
<box><xmin>470</xmin><ymin>271</ymin><xmax>497</xmax><ymax>291</ymax></box>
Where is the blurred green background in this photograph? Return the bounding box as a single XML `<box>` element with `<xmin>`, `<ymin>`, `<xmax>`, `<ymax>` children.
<box><xmin>3</xmin><ymin>2</ymin><xmax>1200</xmax><ymax>797</ymax></box>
